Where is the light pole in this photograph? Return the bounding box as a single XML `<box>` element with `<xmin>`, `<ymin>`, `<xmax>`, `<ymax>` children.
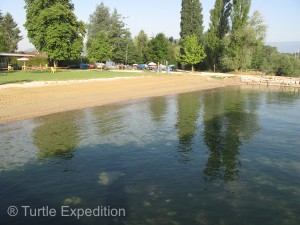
<box><xmin>125</xmin><ymin>44</ymin><xmax>128</xmax><ymax>66</ymax></box>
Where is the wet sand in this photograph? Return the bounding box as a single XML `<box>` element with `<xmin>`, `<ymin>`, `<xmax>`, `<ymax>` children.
<box><xmin>0</xmin><ymin>75</ymin><xmax>240</xmax><ymax>124</ymax></box>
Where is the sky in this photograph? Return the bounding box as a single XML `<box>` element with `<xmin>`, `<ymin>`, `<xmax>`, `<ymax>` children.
<box><xmin>1</xmin><ymin>0</ymin><xmax>300</xmax><ymax>51</ymax></box>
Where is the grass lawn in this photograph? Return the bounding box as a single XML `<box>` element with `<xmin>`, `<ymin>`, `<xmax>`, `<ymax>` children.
<box><xmin>0</xmin><ymin>69</ymin><xmax>162</xmax><ymax>85</ymax></box>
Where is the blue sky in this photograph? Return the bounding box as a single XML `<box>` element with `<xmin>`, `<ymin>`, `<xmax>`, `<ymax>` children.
<box><xmin>1</xmin><ymin>0</ymin><xmax>300</xmax><ymax>51</ymax></box>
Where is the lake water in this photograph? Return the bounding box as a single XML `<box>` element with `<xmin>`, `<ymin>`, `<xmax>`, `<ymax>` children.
<box><xmin>1</xmin><ymin>86</ymin><xmax>300</xmax><ymax>225</ymax></box>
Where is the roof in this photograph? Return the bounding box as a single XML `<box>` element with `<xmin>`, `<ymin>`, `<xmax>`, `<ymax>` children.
<box><xmin>0</xmin><ymin>52</ymin><xmax>35</xmax><ymax>57</ymax></box>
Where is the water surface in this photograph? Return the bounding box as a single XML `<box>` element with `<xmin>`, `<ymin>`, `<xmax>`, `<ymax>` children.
<box><xmin>1</xmin><ymin>86</ymin><xmax>300</xmax><ymax>225</ymax></box>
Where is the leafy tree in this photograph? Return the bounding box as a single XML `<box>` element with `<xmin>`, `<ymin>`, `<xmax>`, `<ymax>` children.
<box><xmin>180</xmin><ymin>34</ymin><xmax>206</xmax><ymax>72</ymax></box>
<box><xmin>206</xmin><ymin>0</ymin><xmax>231</xmax><ymax>71</ymax></box>
<box><xmin>87</xmin><ymin>31</ymin><xmax>113</xmax><ymax>63</ymax></box>
<box><xmin>126</xmin><ymin>38</ymin><xmax>143</xmax><ymax>65</ymax></box>
<box><xmin>221</xmin><ymin>10</ymin><xmax>267</xmax><ymax>71</ymax></box>
<box><xmin>0</xmin><ymin>34</ymin><xmax>6</xmax><ymax>52</ymax></box>
<box><xmin>260</xmin><ymin>45</ymin><xmax>278</xmax><ymax>72</ymax></box>
<box><xmin>24</xmin><ymin>0</ymin><xmax>85</xmax><ymax>66</ymax></box>
<box><xmin>272</xmin><ymin>54</ymin><xmax>295</xmax><ymax>76</ymax></box>
<box><xmin>231</xmin><ymin>0</ymin><xmax>251</xmax><ymax>31</ymax></box>
<box><xmin>220</xmin><ymin>0</ymin><xmax>252</xmax><ymax>71</ymax></box>
<box><xmin>87</xmin><ymin>3</ymin><xmax>111</xmax><ymax>39</ymax></box>
<box><xmin>87</xmin><ymin>3</ymin><xmax>130</xmax><ymax>64</ymax></box>
<box><xmin>134</xmin><ymin>30</ymin><xmax>149</xmax><ymax>63</ymax></box>
<box><xmin>180</xmin><ymin>0</ymin><xmax>204</xmax><ymax>41</ymax></box>
<box><xmin>109</xmin><ymin>9</ymin><xmax>131</xmax><ymax>63</ymax></box>
<box><xmin>148</xmin><ymin>33</ymin><xmax>171</xmax><ymax>64</ymax></box>
<box><xmin>0</xmin><ymin>11</ymin><xmax>22</xmax><ymax>52</ymax></box>
<box><xmin>169</xmin><ymin>40</ymin><xmax>181</xmax><ymax>66</ymax></box>
<box><xmin>0</xmin><ymin>12</ymin><xmax>5</xmax><ymax>51</ymax></box>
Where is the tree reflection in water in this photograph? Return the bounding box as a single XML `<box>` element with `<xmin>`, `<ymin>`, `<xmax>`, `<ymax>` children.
<box><xmin>176</xmin><ymin>92</ymin><xmax>201</xmax><ymax>164</ymax></box>
<box><xmin>203</xmin><ymin>88</ymin><xmax>260</xmax><ymax>181</ymax></box>
<box><xmin>32</xmin><ymin>111</ymin><xmax>83</xmax><ymax>159</ymax></box>
<box><xmin>93</xmin><ymin>105</ymin><xmax>125</xmax><ymax>136</ymax></box>
<box><xmin>149</xmin><ymin>97</ymin><xmax>168</xmax><ymax>124</ymax></box>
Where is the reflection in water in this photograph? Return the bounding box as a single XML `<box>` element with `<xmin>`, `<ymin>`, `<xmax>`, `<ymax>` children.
<box><xmin>266</xmin><ymin>88</ymin><xmax>300</xmax><ymax>105</ymax></box>
<box><xmin>32</xmin><ymin>111</ymin><xmax>83</xmax><ymax>159</ymax></box>
<box><xmin>100</xmin><ymin>155</ymin><xmax>129</xmax><ymax>225</ymax></box>
<box><xmin>203</xmin><ymin>89</ymin><xmax>259</xmax><ymax>181</ymax></box>
<box><xmin>149</xmin><ymin>97</ymin><xmax>168</xmax><ymax>124</ymax></box>
<box><xmin>93</xmin><ymin>105</ymin><xmax>125</xmax><ymax>136</ymax></box>
<box><xmin>1</xmin><ymin>87</ymin><xmax>300</xmax><ymax>225</ymax></box>
<box><xmin>176</xmin><ymin>92</ymin><xmax>201</xmax><ymax>163</ymax></box>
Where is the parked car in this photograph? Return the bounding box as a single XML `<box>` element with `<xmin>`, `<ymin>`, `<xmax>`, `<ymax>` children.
<box><xmin>137</xmin><ymin>64</ymin><xmax>148</xmax><ymax>70</ymax></box>
<box><xmin>80</xmin><ymin>63</ymin><xmax>89</xmax><ymax>69</ymax></box>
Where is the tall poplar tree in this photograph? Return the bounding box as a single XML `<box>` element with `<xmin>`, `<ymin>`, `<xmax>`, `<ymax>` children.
<box><xmin>206</xmin><ymin>0</ymin><xmax>231</xmax><ymax>71</ymax></box>
<box><xmin>231</xmin><ymin>0</ymin><xmax>251</xmax><ymax>32</ymax></box>
<box><xmin>221</xmin><ymin>0</ymin><xmax>253</xmax><ymax>71</ymax></box>
<box><xmin>180</xmin><ymin>0</ymin><xmax>204</xmax><ymax>41</ymax></box>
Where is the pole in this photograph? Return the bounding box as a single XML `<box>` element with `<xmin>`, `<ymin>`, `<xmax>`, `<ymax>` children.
<box><xmin>125</xmin><ymin>44</ymin><xmax>128</xmax><ymax>66</ymax></box>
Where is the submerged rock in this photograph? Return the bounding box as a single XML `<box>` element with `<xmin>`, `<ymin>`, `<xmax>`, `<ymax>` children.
<box><xmin>63</xmin><ymin>196</ymin><xmax>82</xmax><ymax>205</ymax></box>
<box><xmin>167</xmin><ymin>211</ymin><xmax>177</xmax><ymax>216</ymax></box>
<box><xmin>0</xmin><ymin>162</ymin><xmax>5</xmax><ymax>169</ymax></box>
<box><xmin>143</xmin><ymin>201</ymin><xmax>151</xmax><ymax>207</ymax></box>
<box><xmin>98</xmin><ymin>171</ymin><xmax>125</xmax><ymax>186</ymax></box>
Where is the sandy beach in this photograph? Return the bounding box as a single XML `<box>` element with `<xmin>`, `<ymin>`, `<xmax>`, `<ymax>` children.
<box><xmin>0</xmin><ymin>75</ymin><xmax>240</xmax><ymax>124</ymax></box>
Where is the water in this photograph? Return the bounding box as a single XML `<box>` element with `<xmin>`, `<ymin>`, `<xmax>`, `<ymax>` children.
<box><xmin>1</xmin><ymin>86</ymin><xmax>300</xmax><ymax>225</ymax></box>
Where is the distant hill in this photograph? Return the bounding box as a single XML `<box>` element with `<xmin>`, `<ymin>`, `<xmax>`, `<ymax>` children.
<box><xmin>266</xmin><ymin>41</ymin><xmax>300</xmax><ymax>54</ymax></box>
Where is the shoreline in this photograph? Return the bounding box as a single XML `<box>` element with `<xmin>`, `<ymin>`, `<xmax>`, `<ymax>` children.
<box><xmin>1</xmin><ymin>74</ymin><xmax>300</xmax><ymax>125</ymax></box>
<box><xmin>0</xmin><ymin>75</ymin><xmax>239</xmax><ymax>124</ymax></box>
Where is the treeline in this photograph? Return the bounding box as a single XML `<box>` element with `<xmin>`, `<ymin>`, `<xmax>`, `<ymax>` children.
<box><xmin>2</xmin><ymin>0</ymin><xmax>299</xmax><ymax>76</ymax></box>
<box><xmin>86</xmin><ymin>1</ymin><xmax>300</xmax><ymax>76</ymax></box>
<box><xmin>86</xmin><ymin>3</ymin><xmax>180</xmax><ymax>66</ymax></box>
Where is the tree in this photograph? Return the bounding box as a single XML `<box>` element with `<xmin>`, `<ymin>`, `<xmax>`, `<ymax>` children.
<box><xmin>0</xmin><ymin>11</ymin><xmax>22</xmax><ymax>52</ymax></box>
<box><xmin>24</xmin><ymin>0</ymin><xmax>85</xmax><ymax>66</ymax></box>
<box><xmin>0</xmin><ymin>12</ymin><xmax>5</xmax><ymax>52</ymax></box>
<box><xmin>260</xmin><ymin>45</ymin><xmax>278</xmax><ymax>72</ymax></box>
<box><xmin>87</xmin><ymin>31</ymin><xmax>113</xmax><ymax>63</ymax></box>
<box><xmin>206</xmin><ymin>0</ymin><xmax>231</xmax><ymax>71</ymax></box>
<box><xmin>134</xmin><ymin>30</ymin><xmax>149</xmax><ymax>63</ymax></box>
<box><xmin>87</xmin><ymin>3</ymin><xmax>130</xmax><ymax>64</ymax></box>
<box><xmin>272</xmin><ymin>54</ymin><xmax>295</xmax><ymax>76</ymax></box>
<box><xmin>87</xmin><ymin>3</ymin><xmax>111</xmax><ymax>39</ymax></box>
<box><xmin>221</xmin><ymin>9</ymin><xmax>267</xmax><ymax>71</ymax></box>
<box><xmin>148</xmin><ymin>33</ymin><xmax>171</xmax><ymax>64</ymax></box>
<box><xmin>180</xmin><ymin>34</ymin><xmax>206</xmax><ymax>72</ymax></box>
<box><xmin>231</xmin><ymin>0</ymin><xmax>251</xmax><ymax>32</ymax></box>
<box><xmin>180</xmin><ymin>0</ymin><xmax>204</xmax><ymax>41</ymax></box>
<box><xmin>220</xmin><ymin>0</ymin><xmax>252</xmax><ymax>71</ymax></box>
<box><xmin>169</xmin><ymin>39</ymin><xmax>181</xmax><ymax>66</ymax></box>
<box><xmin>125</xmin><ymin>38</ymin><xmax>143</xmax><ymax>65</ymax></box>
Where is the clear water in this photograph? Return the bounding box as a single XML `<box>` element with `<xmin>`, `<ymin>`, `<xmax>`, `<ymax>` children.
<box><xmin>1</xmin><ymin>86</ymin><xmax>300</xmax><ymax>225</ymax></box>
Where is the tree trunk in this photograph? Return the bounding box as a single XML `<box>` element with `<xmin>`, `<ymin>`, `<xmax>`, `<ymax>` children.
<box><xmin>192</xmin><ymin>65</ymin><xmax>194</xmax><ymax>73</ymax></box>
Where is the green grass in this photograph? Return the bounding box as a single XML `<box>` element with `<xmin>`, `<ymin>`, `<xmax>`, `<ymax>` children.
<box><xmin>0</xmin><ymin>70</ymin><xmax>162</xmax><ymax>85</ymax></box>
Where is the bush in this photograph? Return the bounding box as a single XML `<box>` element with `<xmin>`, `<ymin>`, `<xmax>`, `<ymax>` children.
<box><xmin>272</xmin><ymin>54</ymin><xmax>294</xmax><ymax>76</ymax></box>
<box><xmin>11</xmin><ymin>57</ymin><xmax>48</xmax><ymax>67</ymax></box>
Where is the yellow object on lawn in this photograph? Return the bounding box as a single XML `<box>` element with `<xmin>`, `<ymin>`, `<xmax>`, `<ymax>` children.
<box><xmin>51</xmin><ymin>67</ymin><xmax>57</xmax><ymax>73</ymax></box>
